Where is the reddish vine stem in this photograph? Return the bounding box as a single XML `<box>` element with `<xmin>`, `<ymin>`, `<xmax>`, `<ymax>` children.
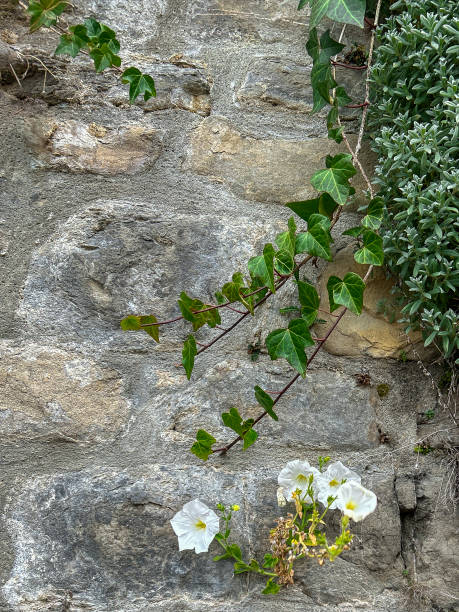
<box><xmin>212</xmin><ymin>307</ymin><xmax>349</xmax><ymax>455</ymax></box>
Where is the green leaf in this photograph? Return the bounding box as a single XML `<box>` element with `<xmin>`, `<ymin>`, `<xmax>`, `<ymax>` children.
<box><xmin>335</xmin><ymin>86</ymin><xmax>352</xmax><ymax>106</ymax></box>
<box><xmin>222</xmin><ymin>406</ymin><xmax>245</xmax><ymax>436</ymax></box>
<box><xmin>55</xmin><ymin>28</ymin><xmax>89</xmax><ymax>57</ymax></box>
<box><xmin>310</xmin><ymin>153</ymin><xmax>356</xmax><ymax>205</ymax></box>
<box><xmin>27</xmin><ymin>0</ymin><xmax>68</xmax><ymax>32</ymax></box>
<box><xmin>279</xmin><ymin>306</ymin><xmax>301</xmax><ymax>315</ymax></box>
<box><xmin>248</xmin><ymin>243</ymin><xmax>276</xmax><ymax>293</ymax></box>
<box><xmin>191</xmin><ymin>429</ymin><xmax>216</xmax><ymax>461</ymax></box>
<box><xmin>262</xmin><ymin>577</ymin><xmax>281</xmax><ymax>595</ymax></box>
<box><xmin>84</xmin><ymin>17</ymin><xmax>102</xmax><ymax>37</ymax></box>
<box><xmin>295</xmin><ymin>224</ymin><xmax>332</xmax><ymax>261</ymax></box>
<box><xmin>361</xmin><ymin>197</ymin><xmax>384</xmax><ymax>230</ymax></box>
<box><xmin>233</xmin><ymin>561</ymin><xmax>249</xmax><ymax>574</ymax></box>
<box><xmin>120</xmin><ymin>315</ymin><xmax>141</xmax><ymax>331</ymax></box>
<box><xmin>265</xmin><ymin>318</ymin><xmax>314</xmax><ymax>376</ymax></box>
<box><xmin>122</xmin><ymin>67</ymin><xmax>157</xmax><ymax>103</ymax></box>
<box><xmin>139</xmin><ymin>314</ymin><xmax>160</xmax><ymax>342</ymax></box>
<box><xmin>243</xmin><ymin>427</ymin><xmax>258</xmax><ymax>450</ymax></box>
<box><xmin>178</xmin><ymin>292</ymin><xmax>221</xmax><ymax>331</ymax></box>
<box><xmin>318</xmin><ymin>30</ymin><xmax>346</xmax><ymax>63</ymax></box>
<box><xmin>274</xmin><ymin>249</ymin><xmax>294</xmax><ymax>276</ymax></box>
<box><xmin>297</xmin><ymin>281</ymin><xmax>320</xmax><ymax>326</ymax></box>
<box><xmin>354</xmin><ymin>230</ymin><xmax>384</xmax><ymax>266</ymax></box>
<box><xmin>254</xmin><ymin>385</ymin><xmax>278</xmax><ymax>421</ymax></box>
<box><xmin>275</xmin><ymin>217</ymin><xmax>297</xmax><ymax>257</ymax></box>
<box><xmin>182</xmin><ymin>335</ymin><xmax>197</xmax><ymax>380</ymax></box>
<box><xmin>342</xmin><ymin>226</ymin><xmax>363</xmax><ymax>237</ymax></box>
<box><xmin>327</xmin><ymin>272</ymin><xmax>365</xmax><ymax>315</ymax></box>
<box><xmin>311</xmin><ymin>60</ymin><xmax>336</xmax><ymax>110</ymax></box>
<box><xmin>262</xmin><ymin>554</ymin><xmax>278</xmax><ymax>569</ymax></box>
<box><xmin>286</xmin><ymin>193</ymin><xmax>338</xmax><ymax>223</ymax></box>
<box><xmin>222</xmin><ymin>271</ymin><xmax>252</xmax><ymax>312</ymax></box>
<box><xmin>298</xmin><ymin>0</ymin><xmax>308</xmax><ymax>8</ymax></box>
<box><xmin>89</xmin><ymin>43</ymin><xmax>121</xmax><ymax>72</ymax></box>
<box><xmin>309</xmin><ymin>0</ymin><xmax>366</xmax><ymax>28</ymax></box>
<box><xmin>227</xmin><ymin>544</ymin><xmax>243</xmax><ymax>560</ymax></box>
<box><xmin>328</xmin><ymin>127</ymin><xmax>344</xmax><ymax>143</ymax></box>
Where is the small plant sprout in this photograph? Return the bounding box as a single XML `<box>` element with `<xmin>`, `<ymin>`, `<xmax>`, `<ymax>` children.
<box><xmin>170</xmin><ymin>459</ymin><xmax>377</xmax><ymax>594</ymax></box>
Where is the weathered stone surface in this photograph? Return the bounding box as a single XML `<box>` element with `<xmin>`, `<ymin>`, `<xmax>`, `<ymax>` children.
<box><xmin>186</xmin><ymin>116</ymin><xmax>372</xmax><ymax>203</ymax></box>
<box><xmin>16</xmin><ymin>198</ymin><xmax>289</xmax><ymax>344</ymax></box>
<box><xmin>237</xmin><ymin>57</ymin><xmax>314</xmax><ymax>112</ymax></box>
<box><xmin>2</xmin><ymin>464</ymin><xmax>406</xmax><ymax>611</ymax></box>
<box><xmin>395</xmin><ymin>474</ymin><xmax>417</xmax><ymax>512</ymax></box>
<box><xmin>314</xmin><ymin>246</ymin><xmax>435</xmax><ymax>359</ymax></box>
<box><xmin>186</xmin><ymin>0</ymin><xmax>309</xmax><ymax>45</ymax></box>
<box><xmin>25</xmin><ymin>119</ymin><xmax>162</xmax><ymax>174</ymax></box>
<box><xmin>0</xmin><ymin>341</ymin><xmax>129</xmax><ymax>443</ymax></box>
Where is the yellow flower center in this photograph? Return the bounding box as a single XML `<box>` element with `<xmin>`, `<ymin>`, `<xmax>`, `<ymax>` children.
<box><xmin>346</xmin><ymin>501</ymin><xmax>357</xmax><ymax>510</ymax></box>
<box><xmin>296</xmin><ymin>473</ymin><xmax>308</xmax><ymax>483</ymax></box>
<box><xmin>195</xmin><ymin>520</ymin><xmax>206</xmax><ymax>529</ymax></box>
<box><xmin>329</xmin><ymin>479</ymin><xmax>340</xmax><ymax>487</ymax></box>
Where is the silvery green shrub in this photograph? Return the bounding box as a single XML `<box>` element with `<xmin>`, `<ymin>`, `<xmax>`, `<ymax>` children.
<box><xmin>369</xmin><ymin>0</ymin><xmax>458</xmax><ymax>359</ymax></box>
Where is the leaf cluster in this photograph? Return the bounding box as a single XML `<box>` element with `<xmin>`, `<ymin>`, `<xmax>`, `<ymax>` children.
<box><xmin>369</xmin><ymin>0</ymin><xmax>459</xmax><ymax>359</ymax></box>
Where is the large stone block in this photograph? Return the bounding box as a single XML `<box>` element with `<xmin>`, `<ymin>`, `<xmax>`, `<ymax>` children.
<box><xmin>186</xmin><ymin>116</ymin><xmax>372</xmax><ymax>204</ymax></box>
<box><xmin>0</xmin><ymin>341</ymin><xmax>130</xmax><ymax>443</ymax></box>
<box><xmin>25</xmin><ymin>119</ymin><xmax>163</xmax><ymax>175</ymax></box>
<box><xmin>313</xmin><ymin>246</ymin><xmax>436</xmax><ymax>359</ymax></box>
<box><xmin>2</xmin><ymin>464</ymin><xmax>405</xmax><ymax>611</ymax></box>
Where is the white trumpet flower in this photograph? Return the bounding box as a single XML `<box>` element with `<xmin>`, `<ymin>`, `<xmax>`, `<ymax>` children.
<box><xmin>170</xmin><ymin>499</ymin><xmax>220</xmax><ymax>553</ymax></box>
<box><xmin>317</xmin><ymin>461</ymin><xmax>361</xmax><ymax>509</ymax></box>
<box><xmin>278</xmin><ymin>459</ymin><xmax>321</xmax><ymax>502</ymax></box>
<box><xmin>336</xmin><ymin>481</ymin><xmax>377</xmax><ymax>522</ymax></box>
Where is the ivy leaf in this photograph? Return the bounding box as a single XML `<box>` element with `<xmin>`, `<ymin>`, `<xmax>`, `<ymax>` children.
<box><xmin>248</xmin><ymin>243</ymin><xmax>276</xmax><ymax>293</ymax></box>
<box><xmin>310</xmin><ymin>153</ymin><xmax>356</xmax><ymax>205</ymax></box>
<box><xmin>243</xmin><ymin>428</ymin><xmax>258</xmax><ymax>450</ymax></box>
<box><xmin>182</xmin><ymin>335</ymin><xmax>197</xmax><ymax>380</ymax></box>
<box><xmin>139</xmin><ymin>314</ymin><xmax>160</xmax><ymax>342</ymax></box>
<box><xmin>262</xmin><ymin>577</ymin><xmax>281</xmax><ymax>595</ymax></box>
<box><xmin>342</xmin><ymin>226</ymin><xmax>363</xmax><ymax>237</ymax></box>
<box><xmin>361</xmin><ymin>197</ymin><xmax>384</xmax><ymax>230</ymax></box>
<box><xmin>84</xmin><ymin>17</ymin><xmax>102</xmax><ymax>38</ymax></box>
<box><xmin>178</xmin><ymin>292</ymin><xmax>221</xmax><ymax>331</ymax></box>
<box><xmin>222</xmin><ymin>272</ymin><xmax>252</xmax><ymax>312</ymax></box>
<box><xmin>335</xmin><ymin>86</ymin><xmax>352</xmax><ymax>106</ymax></box>
<box><xmin>328</xmin><ymin>127</ymin><xmax>344</xmax><ymax>143</ymax></box>
<box><xmin>122</xmin><ymin>67</ymin><xmax>157</xmax><ymax>103</ymax></box>
<box><xmin>265</xmin><ymin>318</ymin><xmax>314</xmax><ymax>376</ymax></box>
<box><xmin>89</xmin><ymin>43</ymin><xmax>121</xmax><ymax>72</ymax></box>
<box><xmin>191</xmin><ymin>429</ymin><xmax>216</xmax><ymax>461</ymax></box>
<box><xmin>254</xmin><ymin>385</ymin><xmax>278</xmax><ymax>421</ymax></box>
<box><xmin>120</xmin><ymin>315</ymin><xmax>141</xmax><ymax>331</ymax></box>
<box><xmin>311</xmin><ymin>60</ymin><xmax>337</xmax><ymax>109</ymax></box>
<box><xmin>327</xmin><ymin>272</ymin><xmax>365</xmax><ymax>315</ymax></box>
<box><xmin>55</xmin><ymin>27</ymin><xmax>89</xmax><ymax>57</ymax></box>
<box><xmin>280</xmin><ymin>306</ymin><xmax>301</xmax><ymax>315</ymax></box>
<box><xmin>275</xmin><ymin>217</ymin><xmax>297</xmax><ymax>257</ymax></box>
<box><xmin>28</xmin><ymin>0</ymin><xmax>68</xmax><ymax>32</ymax></box>
<box><xmin>309</xmin><ymin>0</ymin><xmax>366</xmax><ymax>28</ymax></box>
<box><xmin>274</xmin><ymin>249</ymin><xmax>294</xmax><ymax>276</ymax></box>
<box><xmin>286</xmin><ymin>193</ymin><xmax>338</xmax><ymax>223</ymax></box>
<box><xmin>297</xmin><ymin>281</ymin><xmax>320</xmax><ymax>326</ymax></box>
<box><xmin>295</xmin><ymin>224</ymin><xmax>332</xmax><ymax>261</ymax></box>
<box><xmin>354</xmin><ymin>230</ymin><xmax>384</xmax><ymax>265</ymax></box>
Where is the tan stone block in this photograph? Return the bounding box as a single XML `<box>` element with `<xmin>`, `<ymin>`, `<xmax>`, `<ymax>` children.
<box><xmin>314</xmin><ymin>246</ymin><xmax>436</xmax><ymax>360</ymax></box>
<box><xmin>0</xmin><ymin>342</ymin><xmax>130</xmax><ymax>442</ymax></box>
<box><xmin>186</xmin><ymin>116</ymin><xmax>374</xmax><ymax>204</ymax></box>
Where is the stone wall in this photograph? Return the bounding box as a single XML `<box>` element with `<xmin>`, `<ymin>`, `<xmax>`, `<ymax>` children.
<box><xmin>0</xmin><ymin>2</ymin><xmax>457</xmax><ymax>611</ymax></box>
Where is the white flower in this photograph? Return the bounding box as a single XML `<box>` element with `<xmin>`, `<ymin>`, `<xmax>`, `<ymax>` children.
<box><xmin>170</xmin><ymin>499</ymin><xmax>220</xmax><ymax>553</ymax></box>
<box><xmin>317</xmin><ymin>461</ymin><xmax>361</xmax><ymax>509</ymax></box>
<box><xmin>278</xmin><ymin>459</ymin><xmax>321</xmax><ymax>502</ymax></box>
<box><xmin>336</xmin><ymin>481</ymin><xmax>377</xmax><ymax>522</ymax></box>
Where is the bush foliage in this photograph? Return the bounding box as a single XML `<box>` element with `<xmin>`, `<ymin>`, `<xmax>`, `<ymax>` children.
<box><xmin>369</xmin><ymin>0</ymin><xmax>458</xmax><ymax>359</ymax></box>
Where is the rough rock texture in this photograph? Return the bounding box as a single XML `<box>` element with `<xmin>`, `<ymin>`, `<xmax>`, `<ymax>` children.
<box><xmin>0</xmin><ymin>1</ymin><xmax>456</xmax><ymax>611</ymax></box>
<box><xmin>314</xmin><ymin>246</ymin><xmax>435</xmax><ymax>359</ymax></box>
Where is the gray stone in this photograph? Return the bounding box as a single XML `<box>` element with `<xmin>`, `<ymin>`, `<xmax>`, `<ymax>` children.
<box><xmin>25</xmin><ymin>119</ymin><xmax>163</xmax><ymax>175</ymax></box>
<box><xmin>237</xmin><ymin>57</ymin><xmax>314</xmax><ymax>113</ymax></box>
<box><xmin>395</xmin><ymin>475</ymin><xmax>416</xmax><ymax>512</ymax></box>
<box><xmin>2</xmin><ymin>464</ymin><xmax>407</xmax><ymax>611</ymax></box>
